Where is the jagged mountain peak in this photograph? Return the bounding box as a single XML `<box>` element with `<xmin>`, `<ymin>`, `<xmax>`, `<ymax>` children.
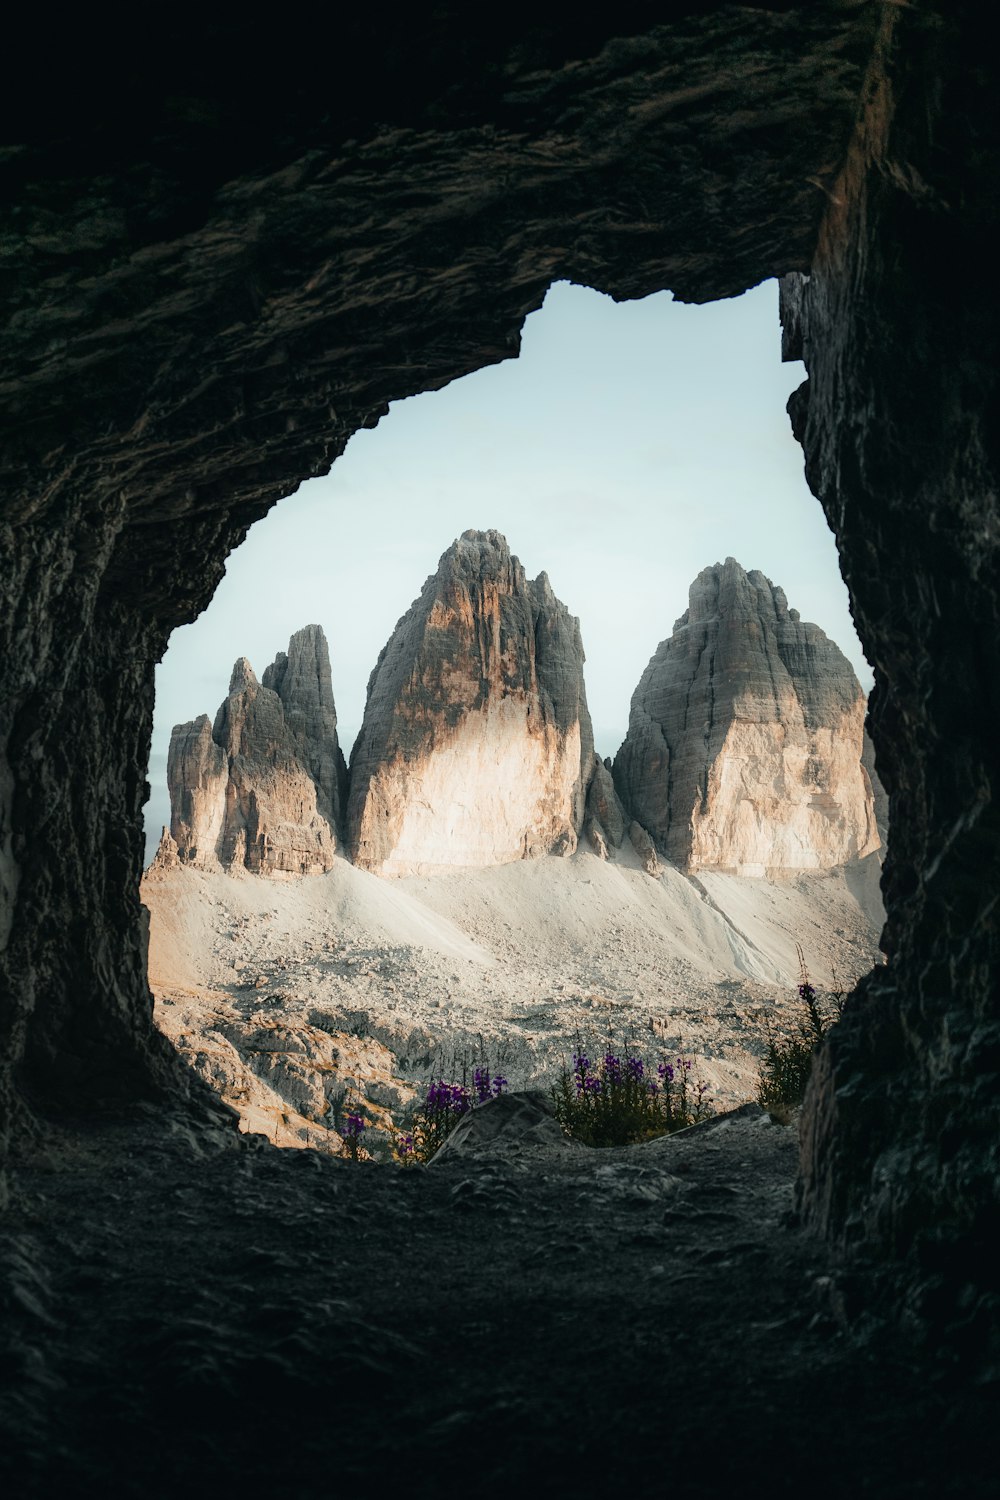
<box><xmin>168</xmin><ymin>627</ymin><xmax>345</xmax><ymax>876</ymax></box>
<box><xmin>613</xmin><ymin>562</ymin><xmax>880</xmax><ymax>875</ymax></box>
<box><xmin>346</xmin><ymin>531</ymin><xmax>594</xmax><ymax>875</ymax></box>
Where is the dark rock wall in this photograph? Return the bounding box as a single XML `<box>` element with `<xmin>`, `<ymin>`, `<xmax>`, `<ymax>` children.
<box><xmin>861</xmin><ymin>730</ymin><xmax>889</xmax><ymax>853</ymax></box>
<box><xmin>784</xmin><ymin>4</ymin><xmax>1000</xmax><ymax>1332</ymax></box>
<box><xmin>6</xmin><ymin>1</ymin><xmax>995</xmax><ymax>1339</ymax></box>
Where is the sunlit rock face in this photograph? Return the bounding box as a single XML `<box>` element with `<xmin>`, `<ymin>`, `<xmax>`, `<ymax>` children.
<box><xmin>347</xmin><ymin>530</ymin><xmax>594</xmax><ymax>875</ymax></box>
<box><xmin>166</xmin><ymin>717</ymin><xmax>228</xmax><ymax>867</ymax></box>
<box><xmin>614</xmin><ymin>559</ymin><xmax>878</xmax><ymax>875</ymax></box>
<box><xmin>168</xmin><ymin>627</ymin><xmax>345</xmax><ymax>876</ymax></box>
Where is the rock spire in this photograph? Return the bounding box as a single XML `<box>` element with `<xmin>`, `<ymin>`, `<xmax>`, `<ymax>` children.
<box><xmin>347</xmin><ymin>530</ymin><xmax>594</xmax><ymax>875</ymax></box>
<box><xmin>167</xmin><ymin>625</ymin><xmax>345</xmax><ymax>875</ymax></box>
<box><xmin>612</xmin><ymin>559</ymin><xmax>880</xmax><ymax>875</ymax></box>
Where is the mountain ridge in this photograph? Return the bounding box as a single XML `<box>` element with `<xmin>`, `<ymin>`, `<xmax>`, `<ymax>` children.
<box><xmin>159</xmin><ymin>537</ymin><xmax>884</xmax><ymax>880</ymax></box>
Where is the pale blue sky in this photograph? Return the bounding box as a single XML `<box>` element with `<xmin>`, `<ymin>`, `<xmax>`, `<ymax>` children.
<box><xmin>145</xmin><ymin>279</ymin><xmax>870</xmax><ymax>858</ymax></box>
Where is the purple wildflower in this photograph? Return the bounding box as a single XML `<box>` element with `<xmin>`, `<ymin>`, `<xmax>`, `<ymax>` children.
<box><xmin>425</xmin><ymin>1081</ymin><xmax>446</xmax><ymax>1112</ymax></box>
<box><xmin>491</xmin><ymin>1074</ymin><xmax>508</xmax><ymax>1097</ymax></box>
<box><xmin>425</xmin><ymin>1079</ymin><xmax>472</xmax><ymax>1115</ymax></box>
<box><xmin>626</xmin><ymin>1056</ymin><xmax>645</xmax><ymax>1082</ymax></box>
<box><xmin>658</xmin><ymin>1060</ymin><xmax>675</xmax><ymax>1084</ymax></box>
<box><xmin>343</xmin><ymin>1109</ymin><xmax>365</xmax><ymax>1138</ymax></box>
<box><xmin>603</xmin><ymin>1053</ymin><xmax>623</xmax><ymax>1085</ymax></box>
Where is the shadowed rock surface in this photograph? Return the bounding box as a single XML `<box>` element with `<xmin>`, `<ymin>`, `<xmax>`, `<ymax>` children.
<box><xmin>168</xmin><ymin>627</ymin><xmax>344</xmax><ymax>875</ymax></box>
<box><xmin>347</xmin><ymin>530</ymin><xmax>594</xmax><ymax>874</ymax></box>
<box><xmin>780</xmin><ymin>2</ymin><xmax>1000</xmax><ymax>1324</ymax></box>
<box><xmin>1</xmin><ymin>1103</ymin><xmax>995</xmax><ymax>1495</ymax></box>
<box><xmin>613</xmin><ymin>559</ymin><xmax>879</xmax><ymax>874</ymax></box>
<box><xmin>262</xmin><ymin>624</ymin><xmax>348</xmax><ymax>830</ymax></box>
<box><xmin>862</xmin><ymin>729</ymin><xmax>889</xmax><ymax>852</ymax></box>
<box><xmin>1</xmin><ymin>0</ymin><xmax>999</xmax><ymax>1455</ymax></box>
<box><xmin>585</xmin><ymin>754</ymin><xmax>629</xmax><ymax>856</ymax></box>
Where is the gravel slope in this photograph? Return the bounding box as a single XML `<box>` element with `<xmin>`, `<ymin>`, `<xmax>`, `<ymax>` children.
<box><xmin>143</xmin><ymin>850</ymin><xmax>885</xmax><ymax>1151</ymax></box>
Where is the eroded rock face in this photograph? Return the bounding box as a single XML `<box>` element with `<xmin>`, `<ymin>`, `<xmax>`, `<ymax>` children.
<box><xmin>585</xmin><ymin>756</ymin><xmax>628</xmax><ymax>853</ymax></box>
<box><xmin>347</xmin><ymin>531</ymin><xmax>594</xmax><ymax>874</ymax></box>
<box><xmin>166</xmin><ymin>717</ymin><xmax>228</xmax><ymax>867</ymax></box>
<box><xmin>628</xmin><ymin>820</ymin><xmax>660</xmax><ymax>879</ymax></box>
<box><xmin>262</xmin><ymin>624</ymin><xmax>348</xmax><ymax>830</ymax></box>
<box><xmin>613</xmin><ymin>559</ymin><xmax>878</xmax><ymax>875</ymax></box>
<box><xmin>781</xmin><ymin>3</ymin><xmax>1000</xmax><ymax>1330</ymax></box>
<box><xmin>169</xmin><ymin>628</ymin><xmax>344</xmax><ymax>876</ymax></box>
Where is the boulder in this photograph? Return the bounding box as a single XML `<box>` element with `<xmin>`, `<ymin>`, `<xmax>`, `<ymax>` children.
<box><xmin>429</xmin><ymin>1090</ymin><xmax>576</xmax><ymax>1162</ymax></box>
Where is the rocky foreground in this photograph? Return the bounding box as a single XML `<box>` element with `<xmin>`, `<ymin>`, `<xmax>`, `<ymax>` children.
<box><xmin>1</xmin><ymin>1095</ymin><xmax>993</xmax><ymax>1496</ymax></box>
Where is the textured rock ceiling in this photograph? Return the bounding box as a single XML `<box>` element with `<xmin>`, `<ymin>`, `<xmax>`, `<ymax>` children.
<box><xmin>0</xmin><ymin>4</ymin><xmax>873</xmax><ymax>623</ymax></box>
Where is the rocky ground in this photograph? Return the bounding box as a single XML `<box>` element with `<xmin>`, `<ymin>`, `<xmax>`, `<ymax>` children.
<box><xmin>144</xmin><ymin>848</ymin><xmax>886</xmax><ymax>1155</ymax></box>
<box><xmin>1</xmin><ymin>1092</ymin><xmax>995</xmax><ymax>1496</ymax></box>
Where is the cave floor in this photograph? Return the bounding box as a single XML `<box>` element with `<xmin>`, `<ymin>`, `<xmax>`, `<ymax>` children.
<box><xmin>0</xmin><ymin>1099</ymin><xmax>994</xmax><ymax>1498</ymax></box>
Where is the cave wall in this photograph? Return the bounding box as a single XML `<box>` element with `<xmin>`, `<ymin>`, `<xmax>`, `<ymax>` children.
<box><xmin>786</xmin><ymin>4</ymin><xmax>1000</xmax><ymax>1339</ymax></box>
<box><xmin>0</xmin><ymin>4</ymin><xmax>874</xmax><ymax>1172</ymax></box>
<box><xmin>2</xmin><ymin>1</ymin><xmax>996</xmax><ymax>1338</ymax></box>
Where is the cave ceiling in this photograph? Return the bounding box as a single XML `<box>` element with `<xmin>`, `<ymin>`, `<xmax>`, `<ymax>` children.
<box><xmin>0</xmin><ymin>3</ymin><xmax>875</xmax><ymax>628</ymax></box>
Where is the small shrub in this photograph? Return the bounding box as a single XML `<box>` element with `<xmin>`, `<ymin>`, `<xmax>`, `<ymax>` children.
<box><xmin>757</xmin><ymin>950</ymin><xmax>842</xmax><ymax>1115</ymax></box>
<box><xmin>552</xmin><ymin>1044</ymin><xmax>712</xmax><ymax>1148</ymax></box>
<box><xmin>396</xmin><ymin>1065</ymin><xmax>509</xmax><ymax>1164</ymax></box>
<box><xmin>340</xmin><ymin>1105</ymin><xmax>367</xmax><ymax>1163</ymax></box>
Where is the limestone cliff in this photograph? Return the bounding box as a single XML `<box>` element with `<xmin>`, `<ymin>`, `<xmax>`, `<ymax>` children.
<box><xmin>262</xmin><ymin>624</ymin><xmax>348</xmax><ymax>829</ymax></box>
<box><xmin>168</xmin><ymin>627</ymin><xmax>345</xmax><ymax>876</ymax></box>
<box><xmin>613</xmin><ymin>559</ymin><xmax>879</xmax><ymax>875</ymax></box>
<box><xmin>347</xmin><ymin>530</ymin><xmax>594</xmax><ymax>875</ymax></box>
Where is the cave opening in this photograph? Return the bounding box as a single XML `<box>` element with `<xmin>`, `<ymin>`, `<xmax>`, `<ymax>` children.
<box><xmin>144</xmin><ymin>276</ymin><xmax>886</xmax><ymax>1159</ymax></box>
<box><xmin>4</xmin><ymin>6</ymin><xmax>1000</xmax><ymax>1483</ymax></box>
